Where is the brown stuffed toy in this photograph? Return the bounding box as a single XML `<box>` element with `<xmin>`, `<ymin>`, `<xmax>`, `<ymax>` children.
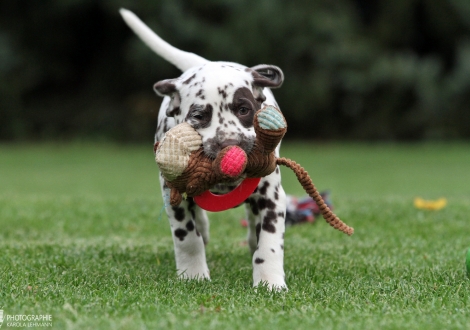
<box><xmin>154</xmin><ymin>105</ymin><xmax>353</xmax><ymax>236</ymax></box>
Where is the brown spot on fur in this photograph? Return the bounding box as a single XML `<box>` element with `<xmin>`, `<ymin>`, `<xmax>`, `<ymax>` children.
<box><xmin>183</xmin><ymin>73</ymin><xmax>196</xmax><ymax>85</ymax></box>
<box><xmin>262</xmin><ymin>210</ymin><xmax>277</xmax><ymax>233</ymax></box>
<box><xmin>186</xmin><ymin>220</ymin><xmax>195</xmax><ymax>231</ymax></box>
<box><xmin>174</xmin><ymin>228</ymin><xmax>187</xmax><ymax>241</ymax></box>
<box><xmin>172</xmin><ymin>206</ymin><xmax>185</xmax><ymax>221</ymax></box>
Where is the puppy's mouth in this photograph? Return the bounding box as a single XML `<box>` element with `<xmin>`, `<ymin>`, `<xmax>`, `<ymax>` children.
<box><xmin>209</xmin><ymin>177</ymin><xmax>246</xmax><ymax>194</ymax></box>
<box><xmin>203</xmin><ymin>137</ymin><xmax>255</xmax><ymax>159</ymax></box>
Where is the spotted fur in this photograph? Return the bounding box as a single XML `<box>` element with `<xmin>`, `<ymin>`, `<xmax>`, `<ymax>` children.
<box><xmin>121</xmin><ymin>9</ymin><xmax>288</xmax><ymax>289</ymax></box>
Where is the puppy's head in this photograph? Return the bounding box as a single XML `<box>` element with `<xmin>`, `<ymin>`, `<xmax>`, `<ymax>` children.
<box><xmin>154</xmin><ymin>62</ymin><xmax>283</xmax><ymax>158</ymax></box>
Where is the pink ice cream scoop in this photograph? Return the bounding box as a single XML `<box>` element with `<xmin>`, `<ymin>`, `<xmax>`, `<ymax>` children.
<box><xmin>218</xmin><ymin>146</ymin><xmax>247</xmax><ymax>178</ymax></box>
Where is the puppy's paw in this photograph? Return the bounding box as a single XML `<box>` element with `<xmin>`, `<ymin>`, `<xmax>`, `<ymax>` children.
<box><xmin>253</xmin><ymin>268</ymin><xmax>287</xmax><ymax>291</ymax></box>
<box><xmin>253</xmin><ymin>279</ymin><xmax>288</xmax><ymax>291</ymax></box>
<box><xmin>177</xmin><ymin>268</ymin><xmax>210</xmax><ymax>281</ymax></box>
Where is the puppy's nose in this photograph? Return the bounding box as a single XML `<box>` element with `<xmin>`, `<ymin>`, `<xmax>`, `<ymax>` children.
<box><xmin>220</xmin><ymin>139</ymin><xmax>239</xmax><ymax>149</ymax></box>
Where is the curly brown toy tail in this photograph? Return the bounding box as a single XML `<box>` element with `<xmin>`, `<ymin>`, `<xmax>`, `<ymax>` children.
<box><xmin>276</xmin><ymin>157</ymin><xmax>354</xmax><ymax>236</ymax></box>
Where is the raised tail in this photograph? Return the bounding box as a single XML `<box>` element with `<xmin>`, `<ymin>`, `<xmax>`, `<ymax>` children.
<box><xmin>120</xmin><ymin>8</ymin><xmax>209</xmax><ymax>72</ymax></box>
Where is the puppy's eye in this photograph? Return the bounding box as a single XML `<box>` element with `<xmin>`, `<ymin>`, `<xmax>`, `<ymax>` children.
<box><xmin>238</xmin><ymin>107</ymin><xmax>250</xmax><ymax>116</ymax></box>
<box><xmin>190</xmin><ymin>110</ymin><xmax>205</xmax><ymax>120</ymax></box>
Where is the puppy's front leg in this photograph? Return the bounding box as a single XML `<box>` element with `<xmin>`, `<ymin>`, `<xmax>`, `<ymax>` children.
<box><xmin>250</xmin><ymin>174</ymin><xmax>287</xmax><ymax>290</ymax></box>
<box><xmin>164</xmin><ymin>193</ymin><xmax>210</xmax><ymax>280</ymax></box>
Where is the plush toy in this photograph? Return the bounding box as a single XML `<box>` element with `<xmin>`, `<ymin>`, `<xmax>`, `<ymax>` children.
<box><xmin>154</xmin><ymin>105</ymin><xmax>354</xmax><ymax>236</ymax></box>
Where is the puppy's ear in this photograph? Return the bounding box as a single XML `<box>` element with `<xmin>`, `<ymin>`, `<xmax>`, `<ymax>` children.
<box><xmin>154</xmin><ymin>79</ymin><xmax>178</xmax><ymax>97</ymax></box>
<box><xmin>251</xmin><ymin>65</ymin><xmax>284</xmax><ymax>89</ymax></box>
<box><xmin>154</xmin><ymin>79</ymin><xmax>181</xmax><ymax>117</ymax></box>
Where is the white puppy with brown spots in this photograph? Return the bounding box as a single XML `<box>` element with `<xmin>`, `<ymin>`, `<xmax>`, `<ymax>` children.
<box><xmin>121</xmin><ymin>9</ymin><xmax>288</xmax><ymax>290</ymax></box>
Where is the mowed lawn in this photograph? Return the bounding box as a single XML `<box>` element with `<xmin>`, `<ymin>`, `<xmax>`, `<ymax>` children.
<box><xmin>1</xmin><ymin>142</ymin><xmax>469</xmax><ymax>329</ymax></box>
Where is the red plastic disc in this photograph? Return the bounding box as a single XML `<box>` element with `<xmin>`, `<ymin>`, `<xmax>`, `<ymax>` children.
<box><xmin>194</xmin><ymin>177</ymin><xmax>261</xmax><ymax>212</ymax></box>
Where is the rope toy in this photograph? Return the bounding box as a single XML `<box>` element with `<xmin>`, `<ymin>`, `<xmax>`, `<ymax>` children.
<box><xmin>154</xmin><ymin>105</ymin><xmax>354</xmax><ymax>236</ymax></box>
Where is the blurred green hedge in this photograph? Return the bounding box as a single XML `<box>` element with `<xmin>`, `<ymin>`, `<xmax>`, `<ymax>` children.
<box><xmin>1</xmin><ymin>0</ymin><xmax>470</xmax><ymax>141</ymax></box>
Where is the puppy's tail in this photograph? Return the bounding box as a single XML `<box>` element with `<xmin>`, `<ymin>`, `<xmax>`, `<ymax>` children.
<box><xmin>120</xmin><ymin>8</ymin><xmax>209</xmax><ymax>72</ymax></box>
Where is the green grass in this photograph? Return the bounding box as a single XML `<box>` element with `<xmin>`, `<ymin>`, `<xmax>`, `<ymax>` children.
<box><xmin>1</xmin><ymin>142</ymin><xmax>469</xmax><ymax>329</ymax></box>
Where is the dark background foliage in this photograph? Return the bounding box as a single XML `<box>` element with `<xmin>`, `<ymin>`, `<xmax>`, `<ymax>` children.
<box><xmin>1</xmin><ymin>0</ymin><xmax>470</xmax><ymax>141</ymax></box>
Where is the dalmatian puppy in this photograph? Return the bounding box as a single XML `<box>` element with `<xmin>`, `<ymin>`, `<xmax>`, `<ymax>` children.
<box><xmin>121</xmin><ymin>9</ymin><xmax>287</xmax><ymax>289</ymax></box>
